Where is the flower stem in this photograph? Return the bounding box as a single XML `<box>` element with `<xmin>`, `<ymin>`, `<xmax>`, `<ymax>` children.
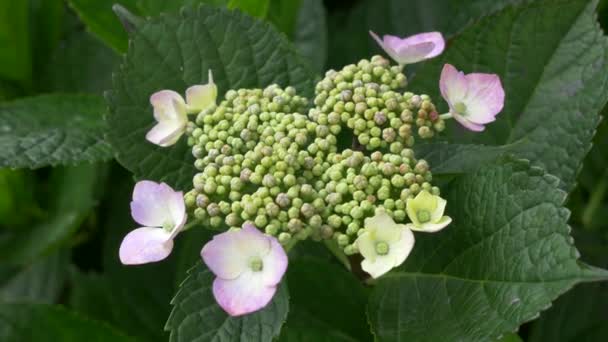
<box><xmin>323</xmin><ymin>240</ymin><xmax>352</xmax><ymax>271</ymax></box>
<box><xmin>439</xmin><ymin>113</ymin><xmax>453</xmax><ymax>120</ymax></box>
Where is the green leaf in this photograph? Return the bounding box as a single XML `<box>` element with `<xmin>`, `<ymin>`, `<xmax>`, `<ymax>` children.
<box><xmin>0</xmin><ymin>250</ymin><xmax>69</xmax><ymax>303</ymax></box>
<box><xmin>0</xmin><ymin>0</ymin><xmax>31</xmax><ymax>83</ymax></box>
<box><xmin>294</xmin><ymin>0</ymin><xmax>327</xmax><ymax>73</ymax></box>
<box><xmin>29</xmin><ymin>0</ymin><xmax>64</xmax><ymax>76</ymax></box>
<box><xmin>106</xmin><ymin>5</ymin><xmax>314</xmax><ymax>189</ymax></box>
<box><xmin>411</xmin><ymin>0</ymin><xmax>608</xmax><ymax>192</ymax></box>
<box><xmin>367</xmin><ymin>158</ymin><xmax>608</xmax><ymax>341</ymax></box>
<box><xmin>0</xmin><ymin>303</ymin><xmax>134</xmax><ymax>342</ymax></box>
<box><xmin>228</xmin><ymin>0</ymin><xmax>270</xmax><ymax>18</ymax></box>
<box><xmin>166</xmin><ymin>262</ymin><xmax>289</xmax><ymax>342</ymax></box>
<box><xmin>267</xmin><ymin>0</ymin><xmax>301</xmax><ymax>36</ymax></box>
<box><xmin>67</xmin><ymin>0</ymin><xmax>140</xmax><ymax>53</ymax></box>
<box><xmin>39</xmin><ymin>30</ymin><xmax>120</xmax><ymax>94</ymax></box>
<box><xmin>279</xmin><ymin>257</ymin><xmax>371</xmax><ymax>341</ymax></box>
<box><xmin>0</xmin><ymin>94</ymin><xmax>113</xmax><ymax>169</ymax></box>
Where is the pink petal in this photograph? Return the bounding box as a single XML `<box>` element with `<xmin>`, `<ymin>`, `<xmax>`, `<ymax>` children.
<box><xmin>145</xmin><ymin>120</ymin><xmax>186</xmax><ymax>147</ymax></box>
<box><xmin>119</xmin><ymin>227</ymin><xmax>173</xmax><ymax>265</ymax></box>
<box><xmin>370</xmin><ymin>31</ymin><xmax>445</xmax><ymax>65</ymax></box>
<box><xmin>397</xmin><ymin>32</ymin><xmax>444</xmax><ymax>58</ymax></box>
<box><xmin>453</xmin><ymin>113</ymin><xmax>485</xmax><ymax>132</ymax></box>
<box><xmin>130</xmin><ymin>181</ymin><xmax>186</xmax><ymax>229</ymax></box>
<box><xmin>463</xmin><ymin>73</ymin><xmax>505</xmax><ymax>124</ymax></box>
<box><xmin>150</xmin><ymin>90</ymin><xmax>186</xmax><ymax>122</ymax></box>
<box><xmin>260</xmin><ymin>238</ymin><xmax>288</xmax><ymax>286</ymax></box>
<box><xmin>201</xmin><ymin>224</ymin><xmax>271</xmax><ymax>280</ymax></box>
<box><xmin>213</xmin><ymin>272</ymin><xmax>277</xmax><ymax>316</ymax></box>
<box><xmin>440</xmin><ymin>64</ymin><xmax>468</xmax><ymax>107</ymax></box>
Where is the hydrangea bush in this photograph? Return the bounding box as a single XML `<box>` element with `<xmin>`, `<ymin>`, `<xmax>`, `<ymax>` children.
<box><xmin>1</xmin><ymin>1</ymin><xmax>608</xmax><ymax>342</ymax></box>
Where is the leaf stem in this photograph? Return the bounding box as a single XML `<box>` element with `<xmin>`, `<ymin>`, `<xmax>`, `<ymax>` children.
<box><xmin>439</xmin><ymin>113</ymin><xmax>453</xmax><ymax>120</ymax></box>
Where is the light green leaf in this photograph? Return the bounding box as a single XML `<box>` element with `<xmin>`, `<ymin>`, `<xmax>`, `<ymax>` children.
<box><xmin>411</xmin><ymin>0</ymin><xmax>608</xmax><ymax>192</ymax></box>
<box><xmin>166</xmin><ymin>262</ymin><xmax>289</xmax><ymax>342</ymax></box>
<box><xmin>0</xmin><ymin>94</ymin><xmax>113</xmax><ymax>169</ymax></box>
<box><xmin>279</xmin><ymin>257</ymin><xmax>371</xmax><ymax>341</ymax></box>
<box><xmin>367</xmin><ymin>158</ymin><xmax>608</xmax><ymax>341</ymax></box>
<box><xmin>0</xmin><ymin>0</ymin><xmax>30</xmax><ymax>83</ymax></box>
<box><xmin>67</xmin><ymin>0</ymin><xmax>140</xmax><ymax>53</ymax></box>
<box><xmin>228</xmin><ymin>0</ymin><xmax>270</xmax><ymax>18</ymax></box>
<box><xmin>106</xmin><ymin>5</ymin><xmax>314</xmax><ymax>189</ymax></box>
<box><xmin>294</xmin><ymin>0</ymin><xmax>327</xmax><ymax>73</ymax></box>
<box><xmin>0</xmin><ymin>303</ymin><xmax>134</xmax><ymax>342</ymax></box>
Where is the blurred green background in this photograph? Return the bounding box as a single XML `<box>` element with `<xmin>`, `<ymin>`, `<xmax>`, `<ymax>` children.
<box><xmin>0</xmin><ymin>0</ymin><xmax>607</xmax><ymax>341</ymax></box>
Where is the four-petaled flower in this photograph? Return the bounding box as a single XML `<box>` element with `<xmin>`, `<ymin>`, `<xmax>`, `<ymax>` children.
<box><xmin>201</xmin><ymin>223</ymin><xmax>288</xmax><ymax>316</ymax></box>
<box><xmin>119</xmin><ymin>181</ymin><xmax>186</xmax><ymax>265</ymax></box>
<box><xmin>146</xmin><ymin>70</ymin><xmax>217</xmax><ymax>147</ymax></box>
<box><xmin>439</xmin><ymin>63</ymin><xmax>505</xmax><ymax>132</ymax></box>
<box><xmin>405</xmin><ymin>190</ymin><xmax>452</xmax><ymax>232</ymax></box>
<box><xmin>369</xmin><ymin>31</ymin><xmax>445</xmax><ymax>66</ymax></box>
<box><xmin>355</xmin><ymin>211</ymin><xmax>415</xmax><ymax>279</ymax></box>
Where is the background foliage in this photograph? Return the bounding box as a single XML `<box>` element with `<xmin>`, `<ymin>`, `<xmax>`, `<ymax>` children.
<box><xmin>1</xmin><ymin>0</ymin><xmax>608</xmax><ymax>341</ymax></box>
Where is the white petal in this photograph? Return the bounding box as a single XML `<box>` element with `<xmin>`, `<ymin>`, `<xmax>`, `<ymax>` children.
<box><xmin>260</xmin><ymin>238</ymin><xmax>288</xmax><ymax>286</ymax></box>
<box><xmin>355</xmin><ymin>231</ymin><xmax>377</xmax><ymax>261</ymax></box>
<box><xmin>212</xmin><ymin>271</ymin><xmax>278</xmax><ymax>316</ymax></box>
<box><xmin>150</xmin><ymin>90</ymin><xmax>186</xmax><ymax>122</ymax></box>
<box><xmin>406</xmin><ymin>216</ymin><xmax>452</xmax><ymax>233</ymax></box>
<box><xmin>439</xmin><ymin>64</ymin><xmax>468</xmax><ymax>107</ymax></box>
<box><xmin>430</xmin><ymin>196</ymin><xmax>447</xmax><ymax>223</ymax></box>
<box><xmin>388</xmin><ymin>227</ymin><xmax>415</xmax><ymax>268</ymax></box>
<box><xmin>186</xmin><ymin>84</ymin><xmax>217</xmax><ymax>111</ymax></box>
<box><xmin>145</xmin><ymin>120</ymin><xmax>186</xmax><ymax>147</ymax></box>
<box><xmin>119</xmin><ymin>227</ymin><xmax>173</xmax><ymax>265</ymax></box>
<box><xmin>362</xmin><ymin>255</ymin><xmax>396</xmax><ymax>279</ymax></box>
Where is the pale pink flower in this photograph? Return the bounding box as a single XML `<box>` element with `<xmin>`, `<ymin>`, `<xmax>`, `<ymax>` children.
<box><xmin>119</xmin><ymin>181</ymin><xmax>186</xmax><ymax>265</ymax></box>
<box><xmin>439</xmin><ymin>64</ymin><xmax>505</xmax><ymax>132</ymax></box>
<box><xmin>201</xmin><ymin>224</ymin><xmax>287</xmax><ymax>316</ymax></box>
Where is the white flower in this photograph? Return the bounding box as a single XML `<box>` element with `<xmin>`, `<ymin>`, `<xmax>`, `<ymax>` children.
<box><xmin>146</xmin><ymin>70</ymin><xmax>217</xmax><ymax>147</ymax></box>
<box><xmin>355</xmin><ymin>211</ymin><xmax>415</xmax><ymax>278</ymax></box>
<box><xmin>405</xmin><ymin>190</ymin><xmax>452</xmax><ymax>232</ymax></box>
<box><xmin>119</xmin><ymin>181</ymin><xmax>186</xmax><ymax>265</ymax></box>
<box><xmin>201</xmin><ymin>223</ymin><xmax>288</xmax><ymax>316</ymax></box>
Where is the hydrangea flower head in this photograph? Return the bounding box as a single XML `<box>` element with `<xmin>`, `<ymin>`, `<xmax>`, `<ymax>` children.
<box><xmin>201</xmin><ymin>223</ymin><xmax>288</xmax><ymax>316</ymax></box>
<box><xmin>147</xmin><ymin>70</ymin><xmax>217</xmax><ymax>146</ymax></box>
<box><xmin>369</xmin><ymin>31</ymin><xmax>445</xmax><ymax>65</ymax></box>
<box><xmin>355</xmin><ymin>211</ymin><xmax>415</xmax><ymax>278</ymax></box>
<box><xmin>119</xmin><ymin>181</ymin><xmax>186</xmax><ymax>265</ymax></box>
<box><xmin>439</xmin><ymin>64</ymin><xmax>505</xmax><ymax>132</ymax></box>
<box><xmin>405</xmin><ymin>190</ymin><xmax>451</xmax><ymax>232</ymax></box>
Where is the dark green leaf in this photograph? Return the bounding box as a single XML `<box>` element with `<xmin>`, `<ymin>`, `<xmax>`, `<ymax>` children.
<box><xmin>106</xmin><ymin>5</ymin><xmax>314</xmax><ymax>189</ymax></box>
<box><xmin>294</xmin><ymin>0</ymin><xmax>327</xmax><ymax>73</ymax></box>
<box><xmin>0</xmin><ymin>250</ymin><xmax>69</xmax><ymax>303</ymax></box>
<box><xmin>29</xmin><ymin>0</ymin><xmax>64</xmax><ymax>76</ymax></box>
<box><xmin>280</xmin><ymin>257</ymin><xmax>371</xmax><ymax>341</ymax></box>
<box><xmin>0</xmin><ymin>303</ymin><xmax>134</xmax><ymax>342</ymax></box>
<box><xmin>267</xmin><ymin>0</ymin><xmax>301</xmax><ymax>36</ymax></box>
<box><xmin>367</xmin><ymin>158</ymin><xmax>608</xmax><ymax>341</ymax></box>
<box><xmin>0</xmin><ymin>0</ymin><xmax>31</xmax><ymax>83</ymax></box>
<box><xmin>0</xmin><ymin>94</ymin><xmax>113</xmax><ymax>168</ymax></box>
<box><xmin>411</xmin><ymin>0</ymin><xmax>608</xmax><ymax>192</ymax></box>
<box><xmin>166</xmin><ymin>262</ymin><xmax>289</xmax><ymax>342</ymax></box>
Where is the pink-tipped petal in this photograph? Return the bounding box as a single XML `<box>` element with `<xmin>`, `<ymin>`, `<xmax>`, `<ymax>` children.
<box><xmin>130</xmin><ymin>181</ymin><xmax>185</xmax><ymax>229</ymax></box>
<box><xmin>150</xmin><ymin>90</ymin><xmax>186</xmax><ymax>122</ymax></box>
<box><xmin>370</xmin><ymin>31</ymin><xmax>445</xmax><ymax>65</ymax></box>
<box><xmin>145</xmin><ymin>121</ymin><xmax>185</xmax><ymax>147</ymax></box>
<box><xmin>370</xmin><ymin>31</ymin><xmax>400</xmax><ymax>63</ymax></box>
<box><xmin>119</xmin><ymin>227</ymin><xmax>173</xmax><ymax>265</ymax></box>
<box><xmin>440</xmin><ymin>64</ymin><xmax>468</xmax><ymax>107</ymax></box>
<box><xmin>453</xmin><ymin>113</ymin><xmax>485</xmax><ymax>132</ymax></box>
<box><xmin>212</xmin><ymin>272</ymin><xmax>277</xmax><ymax>316</ymax></box>
<box><xmin>463</xmin><ymin>73</ymin><xmax>505</xmax><ymax>124</ymax></box>
<box><xmin>201</xmin><ymin>224</ymin><xmax>271</xmax><ymax>280</ymax></box>
<box><xmin>394</xmin><ymin>42</ymin><xmax>436</xmax><ymax>65</ymax></box>
<box><xmin>261</xmin><ymin>238</ymin><xmax>288</xmax><ymax>286</ymax></box>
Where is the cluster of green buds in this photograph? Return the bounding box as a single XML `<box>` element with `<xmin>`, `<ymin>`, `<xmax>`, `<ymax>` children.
<box><xmin>310</xmin><ymin>55</ymin><xmax>445</xmax><ymax>151</ymax></box>
<box><xmin>184</xmin><ymin>84</ymin><xmax>339</xmax><ymax>245</ymax></box>
<box><xmin>320</xmin><ymin>149</ymin><xmax>438</xmax><ymax>255</ymax></box>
